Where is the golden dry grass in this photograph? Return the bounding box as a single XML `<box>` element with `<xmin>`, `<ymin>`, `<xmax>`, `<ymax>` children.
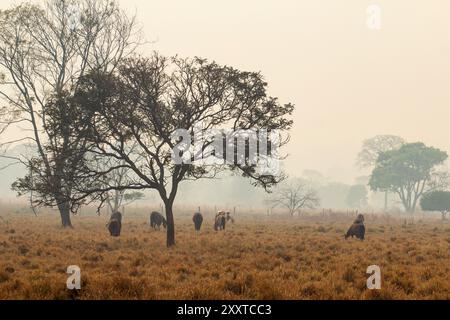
<box><xmin>0</xmin><ymin>211</ymin><xmax>449</xmax><ymax>300</ymax></box>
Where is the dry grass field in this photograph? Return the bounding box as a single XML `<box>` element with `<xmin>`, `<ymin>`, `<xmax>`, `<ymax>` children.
<box><xmin>0</xmin><ymin>210</ymin><xmax>449</xmax><ymax>300</ymax></box>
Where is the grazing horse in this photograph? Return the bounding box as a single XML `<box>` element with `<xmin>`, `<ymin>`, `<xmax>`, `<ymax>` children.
<box><xmin>345</xmin><ymin>214</ymin><xmax>365</xmax><ymax>240</ymax></box>
<box><xmin>193</xmin><ymin>212</ymin><xmax>203</xmax><ymax>231</ymax></box>
<box><xmin>150</xmin><ymin>211</ymin><xmax>167</xmax><ymax>230</ymax></box>
<box><xmin>214</xmin><ymin>211</ymin><xmax>227</xmax><ymax>231</ymax></box>
<box><xmin>107</xmin><ymin>211</ymin><xmax>122</xmax><ymax>237</ymax></box>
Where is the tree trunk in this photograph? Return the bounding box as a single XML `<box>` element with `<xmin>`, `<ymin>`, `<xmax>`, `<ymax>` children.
<box><xmin>165</xmin><ymin>200</ymin><xmax>175</xmax><ymax>247</ymax></box>
<box><xmin>58</xmin><ymin>200</ymin><xmax>72</xmax><ymax>228</ymax></box>
<box><xmin>399</xmin><ymin>194</ymin><xmax>414</xmax><ymax>215</ymax></box>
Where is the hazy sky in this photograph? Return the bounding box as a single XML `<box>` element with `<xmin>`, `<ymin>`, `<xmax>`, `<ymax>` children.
<box><xmin>1</xmin><ymin>0</ymin><xmax>450</xmax><ymax>183</ymax></box>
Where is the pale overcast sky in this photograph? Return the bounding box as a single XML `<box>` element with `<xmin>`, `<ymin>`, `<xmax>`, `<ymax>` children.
<box><xmin>1</xmin><ymin>0</ymin><xmax>449</xmax><ymax>183</ymax></box>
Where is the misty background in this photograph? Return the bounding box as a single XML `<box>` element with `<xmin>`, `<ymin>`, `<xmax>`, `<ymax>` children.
<box><xmin>0</xmin><ymin>0</ymin><xmax>449</xmax><ymax>211</ymax></box>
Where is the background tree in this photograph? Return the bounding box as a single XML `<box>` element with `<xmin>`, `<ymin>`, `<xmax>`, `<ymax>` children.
<box><xmin>420</xmin><ymin>191</ymin><xmax>450</xmax><ymax>220</ymax></box>
<box><xmin>96</xmin><ymin>147</ymin><xmax>145</xmax><ymax>213</ymax></box>
<box><xmin>0</xmin><ymin>0</ymin><xmax>141</xmax><ymax>227</ymax></box>
<box><xmin>71</xmin><ymin>53</ymin><xmax>294</xmax><ymax>246</ymax></box>
<box><xmin>356</xmin><ymin>135</ymin><xmax>405</xmax><ymax>211</ymax></box>
<box><xmin>346</xmin><ymin>184</ymin><xmax>368</xmax><ymax>209</ymax></box>
<box><xmin>269</xmin><ymin>179</ymin><xmax>320</xmax><ymax>216</ymax></box>
<box><xmin>369</xmin><ymin>142</ymin><xmax>448</xmax><ymax>214</ymax></box>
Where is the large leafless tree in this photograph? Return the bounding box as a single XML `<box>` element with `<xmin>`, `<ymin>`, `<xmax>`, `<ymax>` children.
<box><xmin>0</xmin><ymin>0</ymin><xmax>142</xmax><ymax>227</ymax></box>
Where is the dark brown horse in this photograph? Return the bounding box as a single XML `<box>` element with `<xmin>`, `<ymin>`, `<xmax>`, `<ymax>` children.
<box><xmin>345</xmin><ymin>214</ymin><xmax>365</xmax><ymax>240</ymax></box>
<box><xmin>193</xmin><ymin>212</ymin><xmax>203</xmax><ymax>231</ymax></box>
<box><xmin>150</xmin><ymin>211</ymin><xmax>167</xmax><ymax>230</ymax></box>
<box><xmin>107</xmin><ymin>211</ymin><xmax>122</xmax><ymax>237</ymax></box>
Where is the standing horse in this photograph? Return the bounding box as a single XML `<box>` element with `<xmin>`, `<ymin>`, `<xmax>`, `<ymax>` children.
<box><xmin>107</xmin><ymin>211</ymin><xmax>122</xmax><ymax>237</ymax></box>
<box><xmin>193</xmin><ymin>212</ymin><xmax>203</xmax><ymax>231</ymax></box>
<box><xmin>150</xmin><ymin>211</ymin><xmax>167</xmax><ymax>230</ymax></box>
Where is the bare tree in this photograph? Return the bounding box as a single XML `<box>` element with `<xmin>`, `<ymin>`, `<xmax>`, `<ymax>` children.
<box><xmin>269</xmin><ymin>179</ymin><xmax>320</xmax><ymax>216</ymax></box>
<box><xmin>0</xmin><ymin>0</ymin><xmax>142</xmax><ymax>227</ymax></box>
<box><xmin>69</xmin><ymin>53</ymin><xmax>294</xmax><ymax>246</ymax></box>
<box><xmin>357</xmin><ymin>135</ymin><xmax>406</xmax><ymax>169</ymax></box>
<box><xmin>356</xmin><ymin>135</ymin><xmax>405</xmax><ymax>211</ymax></box>
<box><xmin>96</xmin><ymin>146</ymin><xmax>145</xmax><ymax>213</ymax></box>
<box><xmin>427</xmin><ymin>171</ymin><xmax>450</xmax><ymax>192</ymax></box>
